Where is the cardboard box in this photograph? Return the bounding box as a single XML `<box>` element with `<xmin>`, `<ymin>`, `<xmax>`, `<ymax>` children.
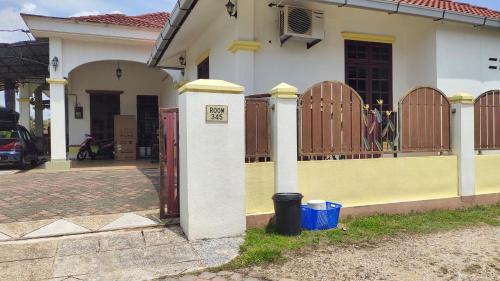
<box><xmin>114</xmin><ymin>115</ymin><xmax>137</xmax><ymax>141</ymax></box>
<box><xmin>114</xmin><ymin>115</ymin><xmax>137</xmax><ymax>160</ymax></box>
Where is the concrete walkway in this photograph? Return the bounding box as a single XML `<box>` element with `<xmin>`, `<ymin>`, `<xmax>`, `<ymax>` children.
<box><xmin>0</xmin><ymin>226</ymin><xmax>242</xmax><ymax>281</ymax></box>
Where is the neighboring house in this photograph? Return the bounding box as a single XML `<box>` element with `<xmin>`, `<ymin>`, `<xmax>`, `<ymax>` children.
<box><xmin>16</xmin><ymin>0</ymin><xmax>500</xmax><ymax>168</ymax></box>
<box><xmin>149</xmin><ymin>0</ymin><xmax>500</xmax><ymax>108</ymax></box>
<box><xmin>21</xmin><ymin>12</ymin><xmax>181</xmax><ymax>166</ymax></box>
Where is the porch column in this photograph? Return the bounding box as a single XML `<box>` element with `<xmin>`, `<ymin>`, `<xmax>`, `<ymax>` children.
<box><xmin>18</xmin><ymin>84</ymin><xmax>33</xmax><ymax>129</ymax></box>
<box><xmin>450</xmin><ymin>93</ymin><xmax>475</xmax><ymax>198</ymax></box>
<box><xmin>229</xmin><ymin>0</ymin><xmax>258</xmax><ymax>95</ymax></box>
<box><xmin>34</xmin><ymin>89</ymin><xmax>44</xmax><ymax>137</ymax></box>
<box><xmin>270</xmin><ymin>83</ymin><xmax>299</xmax><ymax>193</ymax></box>
<box><xmin>4</xmin><ymin>80</ymin><xmax>16</xmax><ymax>111</ymax></box>
<box><xmin>45</xmin><ymin>37</ymin><xmax>70</xmax><ymax>170</ymax></box>
<box><xmin>178</xmin><ymin>79</ymin><xmax>246</xmax><ymax>240</ymax></box>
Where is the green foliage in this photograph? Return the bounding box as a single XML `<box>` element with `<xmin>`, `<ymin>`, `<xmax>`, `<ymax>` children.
<box><xmin>222</xmin><ymin>204</ymin><xmax>499</xmax><ymax>270</ymax></box>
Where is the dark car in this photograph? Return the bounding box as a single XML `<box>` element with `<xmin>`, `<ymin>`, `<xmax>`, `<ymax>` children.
<box><xmin>0</xmin><ymin>109</ymin><xmax>39</xmax><ymax>169</ymax></box>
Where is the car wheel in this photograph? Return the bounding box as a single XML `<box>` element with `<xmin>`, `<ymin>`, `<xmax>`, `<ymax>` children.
<box><xmin>16</xmin><ymin>158</ymin><xmax>27</xmax><ymax>170</ymax></box>
<box><xmin>31</xmin><ymin>153</ymin><xmax>38</xmax><ymax>166</ymax></box>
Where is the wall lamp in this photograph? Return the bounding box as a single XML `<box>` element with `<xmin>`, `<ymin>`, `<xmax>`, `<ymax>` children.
<box><xmin>225</xmin><ymin>0</ymin><xmax>237</xmax><ymax>18</ymax></box>
<box><xmin>116</xmin><ymin>61</ymin><xmax>122</xmax><ymax>80</ymax></box>
<box><xmin>178</xmin><ymin>55</ymin><xmax>186</xmax><ymax>66</ymax></box>
<box><xmin>51</xmin><ymin>56</ymin><xmax>59</xmax><ymax>72</ymax></box>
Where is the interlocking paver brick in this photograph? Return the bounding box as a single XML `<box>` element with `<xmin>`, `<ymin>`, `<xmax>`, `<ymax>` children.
<box><xmin>0</xmin><ymin>168</ymin><xmax>159</xmax><ymax>223</ymax></box>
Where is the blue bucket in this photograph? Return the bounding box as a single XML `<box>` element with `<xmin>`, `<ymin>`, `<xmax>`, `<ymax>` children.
<box><xmin>301</xmin><ymin>202</ymin><xmax>342</xmax><ymax>231</ymax></box>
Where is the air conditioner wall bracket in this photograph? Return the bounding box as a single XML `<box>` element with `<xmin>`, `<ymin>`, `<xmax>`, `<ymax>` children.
<box><xmin>306</xmin><ymin>39</ymin><xmax>322</xmax><ymax>49</ymax></box>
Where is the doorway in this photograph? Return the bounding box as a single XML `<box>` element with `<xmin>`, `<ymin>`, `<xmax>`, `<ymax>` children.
<box><xmin>137</xmin><ymin>95</ymin><xmax>159</xmax><ymax>159</ymax></box>
<box><xmin>89</xmin><ymin>92</ymin><xmax>121</xmax><ymax>140</ymax></box>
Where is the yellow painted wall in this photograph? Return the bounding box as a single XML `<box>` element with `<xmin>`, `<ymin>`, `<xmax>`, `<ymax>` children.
<box><xmin>245</xmin><ymin>162</ymin><xmax>275</xmax><ymax>214</ymax></box>
<box><xmin>299</xmin><ymin>156</ymin><xmax>458</xmax><ymax>207</ymax></box>
<box><xmin>475</xmin><ymin>155</ymin><xmax>500</xmax><ymax>194</ymax></box>
<box><xmin>245</xmin><ymin>156</ymin><xmax>459</xmax><ymax>214</ymax></box>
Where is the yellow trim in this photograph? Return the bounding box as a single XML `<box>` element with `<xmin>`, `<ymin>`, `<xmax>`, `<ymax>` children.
<box><xmin>449</xmin><ymin>92</ymin><xmax>474</xmax><ymax>104</ymax></box>
<box><xmin>475</xmin><ymin>155</ymin><xmax>500</xmax><ymax>195</ymax></box>
<box><xmin>195</xmin><ymin>49</ymin><xmax>210</xmax><ymax>65</ymax></box>
<box><xmin>341</xmin><ymin>32</ymin><xmax>395</xmax><ymax>44</ymax></box>
<box><xmin>246</xmin><ymin>162</ymin><xmax>275</xmax><ymax>214</ymax></box>
<box><xmin>228</xmin><ymin>40</ymin><xmax>262</xmax><ymax>53</ymax></box>
<box><xmin>245</xmin><ymin>156</ymin><xmax>458</xmax><ymax>214</ymax></box>
<box><xmin>179</xmin><ymin>79</ymin><xmax>244</xmax><ymax>94</ymax></box>
<box><xmin>174</xmin><ymin>80</ymin><xmax>190</xmax><ymax>89</ymax></box>
<box><xmin>46</xmin><ymin>78</ymin><xmax>68</xmax><ymax>85</ymax></box>
<box><xmin>17</xmin><ymin>98</ymin><xmax>30</xmax><ymax>103</ymax></box>
<box><xmin>270</xmin><ymin>82</ymin><xmax>298</xmax><ymax>99</ymax></box>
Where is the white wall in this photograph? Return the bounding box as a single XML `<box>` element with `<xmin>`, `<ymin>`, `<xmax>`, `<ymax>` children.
<box><xmin>184</xmin><ymin>8</ymin><xmax>236</xmax><ymax>83</ymax></box>
<box><xmin>253</xmin><ymin>3</ymin><xmax>440</xmax><ymax>106</ymax></box>
<box><xmin>181</xmin><ymin>3</ymin><xmax>443</xmax><ymax>107</ymax></box>
<box><xmin>436</xmin><ymin>24</ymin><xmax>500</xmax><ymax>97</ymax></box>
<box><xmin>62</xmin><ymin>39</ymin><xmax>155</xmax><ymax>77</ymax></box>
<box><xmin>179</xmin><ymin>2</ymin><xmax>500</xmax><ymax>105</ymax></box>
<box><xmin>67</xmin><ymin>60</ymin><xmax>173</xmax><ymax>145</ymax></box>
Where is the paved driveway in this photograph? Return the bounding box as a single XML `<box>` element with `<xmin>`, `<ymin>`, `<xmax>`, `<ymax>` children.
<box><xmin>0</xmin><ymin>168</ymin><xmax>159</xmax><ymax>223</ymax></box>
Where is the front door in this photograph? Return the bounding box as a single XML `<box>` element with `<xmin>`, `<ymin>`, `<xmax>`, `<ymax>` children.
<box><xmin>90</xmin><ymin>93</ymin><xmax>120</xmax><ymax>140</ymax></box>
<box><xmin>345</xmin><ymin>40</ymin><xmax>392</xmax><ymax>111</ymax></box>
<box><xmin>137</xmin><ymin>95</ymin><xmax>159</xmax><ymax>158</ymax></box>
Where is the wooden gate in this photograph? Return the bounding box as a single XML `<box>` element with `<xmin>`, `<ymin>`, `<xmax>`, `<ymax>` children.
<box><xmin>245</xmin><ymin>95</ymin><xmax>270</xmax><ymax>162</ymax></box>
<box><xmin>475</xmin><ymin>90</ymin><xmax>500</xmax><ymax>150</ymax></box>
<box><xmin>298</xmin><ymin>81</ymin><xmax>364</xmax><ymax>157</ymax></box>
<box><xmin>159</xmin><ymin>108</ymin><xmax>179</xmax><ymax>218</ymax></box>
<box><xmin>399</xmin><ymin>87</ymin><xmax>450</xmax><ymax>152</ymax></box>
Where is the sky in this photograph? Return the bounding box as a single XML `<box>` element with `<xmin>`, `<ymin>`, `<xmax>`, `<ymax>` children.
<box><xmin>0</xmin><ymin>0</ymin><xmax>499</xmax><ymax>108</ymax></box>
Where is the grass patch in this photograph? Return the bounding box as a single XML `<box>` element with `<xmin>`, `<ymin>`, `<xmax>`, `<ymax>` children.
<box><xmin>224</xmin><ymin>204</ymin><xmax>499</xmax><ymax>269</ymax></box>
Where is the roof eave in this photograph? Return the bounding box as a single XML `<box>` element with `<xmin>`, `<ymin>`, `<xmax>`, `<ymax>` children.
<box><xmin>148</xmin><ymin>0</ymin><xmax>500</xmax><ymax>67</ymax></box>
<box><xmin>148</xmin><ymin>0</ymin><xmax>198</xmax><ymax>67</ymax></box>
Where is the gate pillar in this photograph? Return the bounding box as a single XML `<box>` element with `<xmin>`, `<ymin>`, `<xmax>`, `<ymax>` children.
<box><xmin>450</xmin><ymin>93</ymin><xmax>475</xmax><ymax>198</ymax></box>
<box><xmin>178</xmin><ymin>79</ymin><xmax>246</xmax><ymax>240</ymax></box>
<box><xmin>270</xmin><ymin>83</ymin><xmax>299</xmax><ymax>193</ymax></box>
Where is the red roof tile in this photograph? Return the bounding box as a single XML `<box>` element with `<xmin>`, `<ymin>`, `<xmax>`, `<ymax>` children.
<box><xmin>397</xmin><ymin>0</ymin><xmax>500</xmax><ymax>19</ymax></box>
<box><xmin>70</xmin><ymin>12</ymin><xmax>169</xmax><ymax>29</ymax></box>
<box><xmin>67</xmin><ymin>1</ymin><xmax>500</xmax><ymax>31</ymax></box>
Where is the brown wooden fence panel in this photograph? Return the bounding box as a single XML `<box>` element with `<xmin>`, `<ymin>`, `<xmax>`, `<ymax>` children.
<box><xmin>298</xmin><ymin>81</ymin><xmax>363</xmax><ymax>157</ymax></box>
<box><xmin>475</xmin><ymin>90</ymin><xmax>500</xmax><ymax>150</ymax></box>
<box><xmin>245</xmin><ymin>97</ymin><xmax>270</xmax><ymax>161</ymax></box>
<box><xmin>399</xmin><ymin>87</ymin><xmax>450</xmax><ymax>152</ymax></box>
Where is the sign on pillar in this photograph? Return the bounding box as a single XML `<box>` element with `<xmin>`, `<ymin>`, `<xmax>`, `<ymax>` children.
<box><xmin>178</xmin><ymin>79</ymin><xmax>246</xmax><ymax>240</ymax></box>
<box><xmin>270</xmin><ymin>83</ymin><xmax>299</xmax><ymax>194</ymax></box>
<box><xmin>449</xmin><ymin>93</ymin><xmax>475</xmax><ymax>198</ymax></box>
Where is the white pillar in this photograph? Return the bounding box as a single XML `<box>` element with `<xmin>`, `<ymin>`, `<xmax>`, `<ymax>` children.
<box><xmin>270</xmin><ymin>83</ymin><xmax>299</xmax><ymax>193</ymax></box>
<box><xmin>45</xmin><ymin>37</ymin><xmax>70</xmax><ymax>170</ymax></box>
<box><xmin>228</xmin><ymin>0</ymin><xmax>259</xmax><ymax>95</ymax></box>
<box><xmin>178</xmin><ymin>79</ymin><xmax>246</xmax><ymax>240</ymax></box>
<box><xmin>18</xmin><ymin>84</ymin><xmax>32</xmax><ymax>129</ymax></box>
<box><xmin>34</xmin><ymin>89</ymin><xmax>44</xmax><ymax>137</ymax></box>
<box><xmin>450</xmin><ymin>93</ymin><xmax>475</xmax><ymax>197</ymax></box>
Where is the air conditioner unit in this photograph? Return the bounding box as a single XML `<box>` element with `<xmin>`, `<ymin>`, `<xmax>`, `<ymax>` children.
<box><xmin>280</xmin><ymin>5</ymin><xmax>324</xmax><ymax>46</ymax></box>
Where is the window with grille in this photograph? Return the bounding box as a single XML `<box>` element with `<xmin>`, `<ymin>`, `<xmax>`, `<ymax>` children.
<box><xmin>345</xmin><ymin>40</ymin><xmax>392</xmax><ymax>110</ymax></box>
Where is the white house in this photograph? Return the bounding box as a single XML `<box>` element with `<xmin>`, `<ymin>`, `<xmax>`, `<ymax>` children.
<box><xmin>21</xmin><ymin>12</ymin><xmax>181</xmax><ymax>168</ymax></box>
<box><xmin>149</xmin><ymin>0</ymin><xmax>500</xmax><ymax>104</ymax></box>
<box><xmin>17</xmin><ymin>0</ymin><xmax>500</xmax><ymax>169</ymax></box>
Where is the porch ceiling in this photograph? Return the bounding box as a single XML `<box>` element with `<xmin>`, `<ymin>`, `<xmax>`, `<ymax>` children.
<box><xmin>0</xmin><ymin>39</ymin><xmax>49</xmax><ymax>91</ymax></box>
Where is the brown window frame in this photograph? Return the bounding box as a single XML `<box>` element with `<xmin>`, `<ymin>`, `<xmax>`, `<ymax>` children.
<box><xmin>345</xmin><ymin>40</ymin><xmax>393</xmax><ymax>111</ymax></box>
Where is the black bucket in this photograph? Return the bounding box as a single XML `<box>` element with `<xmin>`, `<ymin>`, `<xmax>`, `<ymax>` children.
<box><xmin>272</xmin><ymin>193</ymin><xmax>303</xmax><ymax>236</ymax></box>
